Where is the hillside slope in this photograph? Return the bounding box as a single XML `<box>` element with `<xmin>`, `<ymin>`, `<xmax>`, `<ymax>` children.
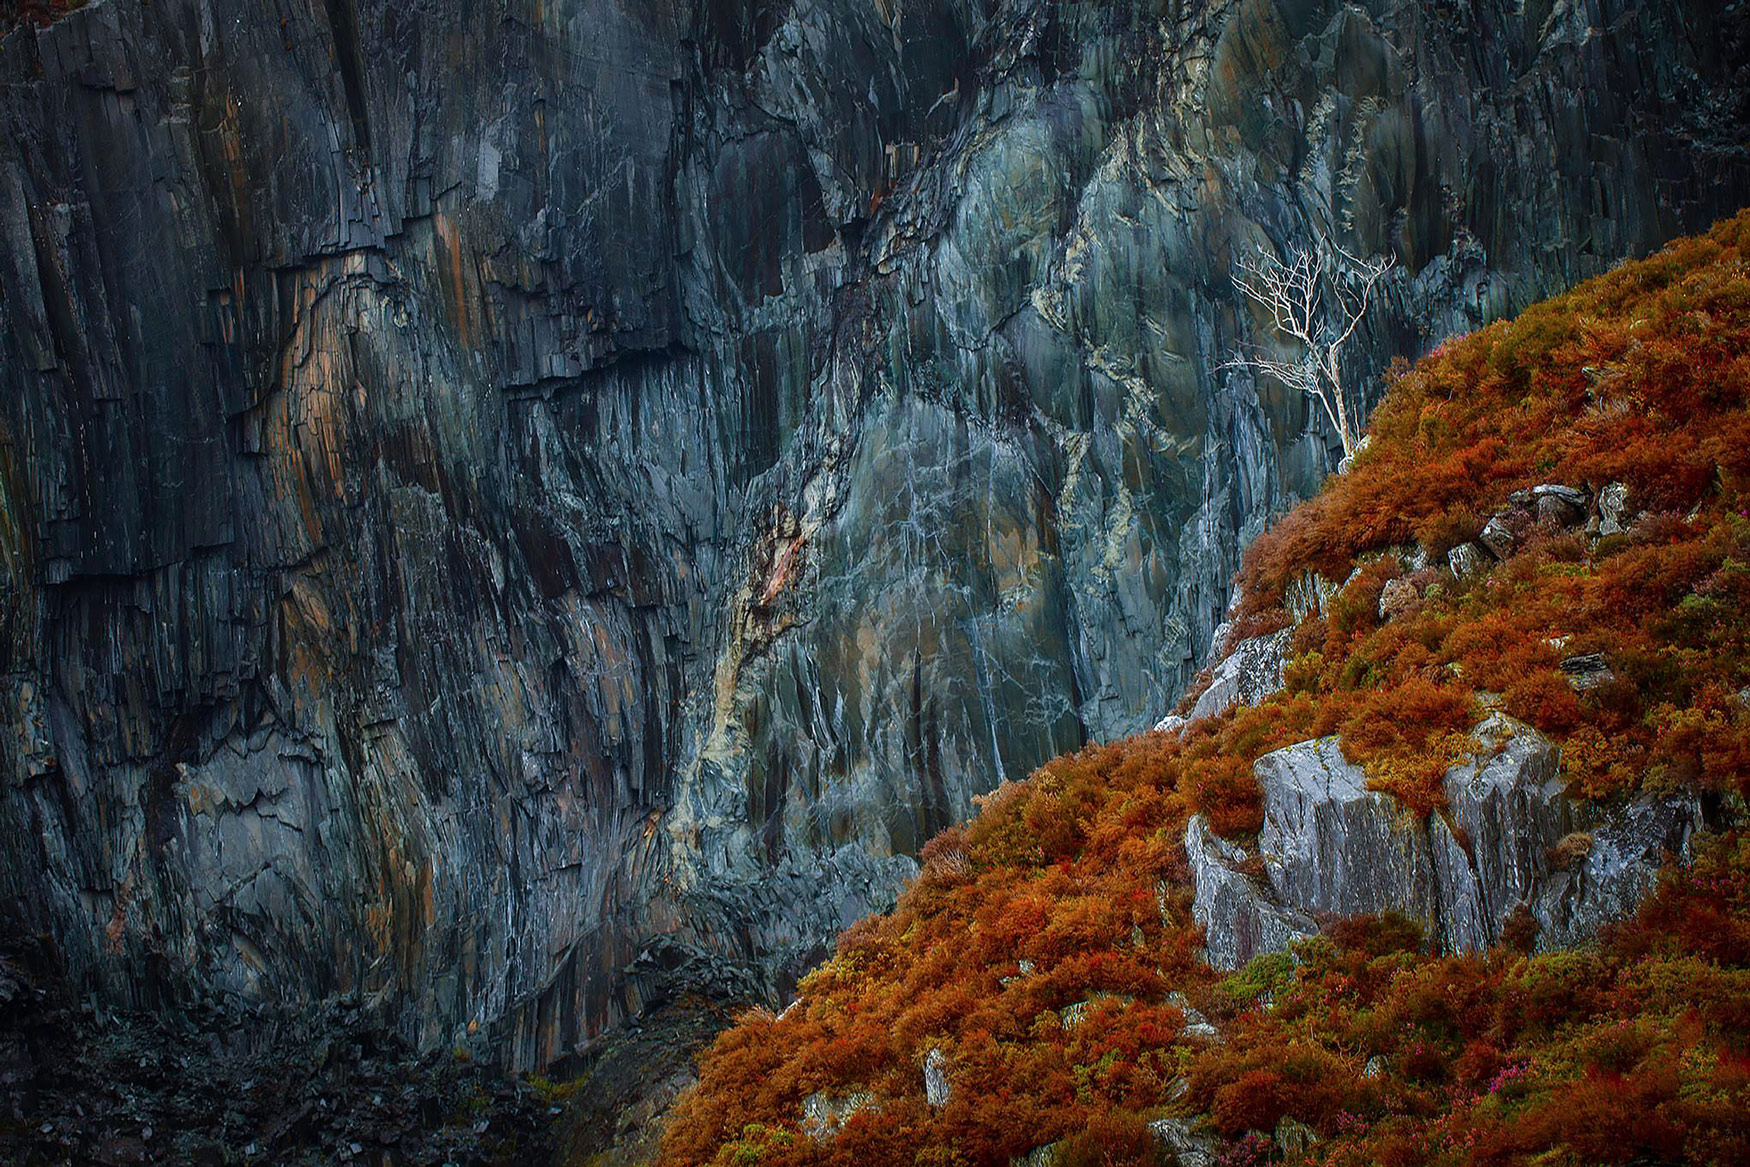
<box><xmin>659</xmin><ymin>211</ymin><xmax>1750</xmax><ymax>1166</ymax></box>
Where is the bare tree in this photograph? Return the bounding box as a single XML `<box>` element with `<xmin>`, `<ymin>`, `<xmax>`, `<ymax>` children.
<box><xmin>1223</xmin><ymin>234</ymin><xmax>1395</xmax><ymax>460</ymax></box>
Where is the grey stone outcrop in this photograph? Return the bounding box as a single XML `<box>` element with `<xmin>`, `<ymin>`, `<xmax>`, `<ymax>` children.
<box><xmin>1151</xmin><ymin>1117</ymin><xmax>1219</xmax><ymax>1167</ymax></box>
<box><xmin>1255</xmin><ymin>737</ymin><xmax>1446</xmax><ymax>931</ymax></box>
<box><xmin>1448</xmin><ymin>542</ymin><xmax>1489</xmax><ymax>578</ymax></box>
<box><xmin>1190</xmin><ymin>716</ymin><xmax>1703</xmax><ymax>968</ymax></box>
<box><xmin>1533</xmin><ymin>484</ymin><xmax>1589</xmax><ymax>525</ymax></box>
<box><xmin>923</xmin><ymin>1047</ymin><xmax>951</xmax><ymax>1107</ymax></box>
<box><xmin>1597</xmin><ymin>483</ymin><xmax>1632</xmax><ymax>536</ymax></box>
<box><xmin>1189</xmin><ymin>630</ymin><xmax>1295</xmax><ymax>723</ymax></box>
<box><xmin>801</xmin><ymin>1090</ymin><xmax>877</xmax><ymax>1140</ymax></box>
<box><xmin>1187</xmin><ymin>816</ymin><xmax>1316</xmax><ymax>971</ymax></box>
<box><xmin>1285</xmin><ymin>573</ymin><xmax>1341</xmax><ymax>624</ymax></box>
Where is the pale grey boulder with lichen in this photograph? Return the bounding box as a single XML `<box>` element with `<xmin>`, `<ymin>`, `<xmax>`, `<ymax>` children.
<box><xmin>1189</xmin><ymin>629</ymin><xmax>1295</xmax><ymax>723</ymax></box>
<box><xmin>1191</xmin><ymin>718</ymin><xmax>1706</xmax><ymax>968</ymax></box>
<box><xmin>1186</xmin><ymin>815</ymin><xmax>1316</xmax><ymax>972</ymax></box>
<box><xmin>1438</xmin><ymin>714</ymin><xmax>1574</xmax><ymax>951</ymax></box>
<box><xmin>1254</xmin><ymin>736</ymin><xmax>1447</xmax><ymax>938</ymax></box>
<box><xmin>1535</xmin><ymin>792</ymin><xmax>1703</xmax><ymax>950</ymax></box>
<box><xmin>923</xmin><ymin>1047</ymin><xmax>951</xmax><ymax>1107</ymax></box>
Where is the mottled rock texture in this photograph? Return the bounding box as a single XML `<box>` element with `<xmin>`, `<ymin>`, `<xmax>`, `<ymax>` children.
<box><xmin>1188</xmin><ymin>629</ymin><xmax>1293</xmax><ymax>722</ymax></box>
<box><xmin>1189</xmin><ymin>716</ymin><xmax>1705</xmax><ymax>969</ymax></box>
<box><xmin>2</xmin><ymin>0</ymin><xmax>1747</xmax><ymax>1068</ymax></box>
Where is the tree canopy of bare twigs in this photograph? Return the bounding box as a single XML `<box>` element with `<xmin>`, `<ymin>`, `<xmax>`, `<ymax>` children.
<box><xmin>1222</xmin><ymin>234</ymin><xmax>1395</xmax><ymax>459</ymax></box>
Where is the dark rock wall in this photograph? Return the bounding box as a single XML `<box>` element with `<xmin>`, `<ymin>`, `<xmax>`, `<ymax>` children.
<box><xmin>1</xmin><ymin>0</ymin><xmax>1745</xmax><ymax>1068</ymax></box>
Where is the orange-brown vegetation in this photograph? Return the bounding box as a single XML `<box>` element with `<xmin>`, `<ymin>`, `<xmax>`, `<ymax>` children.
<box><xmin>1230</xmin><ymin>209</ymin><xmax>1750</xmax><ymax>811</ymax></box>
<box><xmin>661</xmin><ymin>212</ymin><xmax>1750</xmax><ymax>1164</ymax></box>
<box><xmin>661</xmin><ymin>733</ymin><xmax>1209</xmax><ymax>1166</ymax></box>
<box><xmin>2</xmin><ymin>1</ymin><xmax>83</xmax><ymax>33</ymax></box>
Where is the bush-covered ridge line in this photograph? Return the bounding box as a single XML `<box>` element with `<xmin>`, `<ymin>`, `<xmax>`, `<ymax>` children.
<box><xmin>658</xmin><ymin>211</ymin><xmax>1750</xmax><ymax>1166</ymax></box>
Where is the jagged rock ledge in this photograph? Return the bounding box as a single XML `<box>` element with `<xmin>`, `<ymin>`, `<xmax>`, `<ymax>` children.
<box><xmin>1188</xmin><ymin>715</ymin><xmax>1704</xmax><ymax>970</ymax></box>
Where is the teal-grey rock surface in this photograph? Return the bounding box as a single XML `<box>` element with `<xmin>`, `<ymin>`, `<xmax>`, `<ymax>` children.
<box><xmin>2</xmin><ymin>0</ymin><xmax>1747</xmax><ymax>1070</ymax></box>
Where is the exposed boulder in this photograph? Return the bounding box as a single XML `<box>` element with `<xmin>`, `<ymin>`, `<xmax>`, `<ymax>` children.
<box><xmin>1186</xmin><ymin>817</ymin><xmax>1316</xmax><ymax>972</ymax></box>
<box><xmin>1166</xmin><ymin>992</ymin><xmax>1219</xmax><ymax>1041</ymax></box>
<box><xmin>922</xmin><ymin>1047</ymin><xmax>951</xmax><ymax>1108</ymax></box>
<box><xmin>801</xmin><ymin>1090</ymin><xmax>877</xmax><ymax>1140</ymax></box>
<box><xmin>1538</xmin><ymin>793</ymin><xmax>1703</xmax><ymax>949</ymax></box>
<box><xmin>1442</xmin><ymin>718</ymin><xmax>1701</xmax><ymax>951</ymax></box>
<box><xmin>1479</xmin><ymin>508</ymin><xmax>1533</xmax><ymax>558</ymax></box>
<box><xmin>1255</xmin><ymin>738</ymin><xmax>1446</xmax><ymax>934</ymax></box>
<box><xmin>1533</xmin><ymin>484</ymin><xmax>1589</xmax><ymax>526</ymax></box>
<box><xmin>1437</xmin><ymin>715</ymin><xmax>1573</xmax><ymax>951</ymax></box>
<box><xmin>1596</xmin><ymin>482</ymin><xmax>1632</xmax><ymax>536</ymax></box>
<box><xmin>1151</xmin><ymin>1117</ymin><xmax>1219</xmax><ymax>1167</ymax></box>
<box><xmin>1285</xmin><ymin>573</ymin><xmax>1341</xmax><ymax>624</ymax></box>
<box><xmin>1448</xmin><ymin>542</ymin><xmax>1489</xmax><ymax>579</ymax></box>
<box><xmin>1385</xmin><ymin>544</ymin><xmax>1432</xmax><ymax>573</ymax></box>
<box><xmin>1189</xmin><ymin>629</ymin><xmax>1294</xmax><ymax>723</ymax></box>
<box><xmin>1558</xmin><ymin>653</ymin><xmax>1614</xmax><ymax>691</ymax></box>
<box><xmin>1190</xmin><ymin>717</ymin><xmax>1704</xmax><ymax>968</ymax></box>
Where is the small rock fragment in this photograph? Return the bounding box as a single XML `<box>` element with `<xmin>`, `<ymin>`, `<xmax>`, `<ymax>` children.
<box><xmin>1479</xmin><ymin>511</ymin><xmax>1525</xmax><ymax>558</ymax></box>
<box><xmin>1558</xmin><ymin>653</ymin><xmax>1613</xmax><ymax>690</ymax></box>
<box><xmin>1378</xmin><ymin>576</ymin><xmax>1419</xmax><ymax>622</ymax></box>
<box><xmin>1153</xmin><ymin>713</ymin><xmax>1189</xmax><ymax>735</ymax></box>
<box><xmin>1448</xmin><ymin>542</ymin><xmax>1487</xmax><ymax>578</ymax></box>
<box><xmin>1166</xmin><ymin>992</ymin><xmax>1220</xmax><ymax>1040</ymax></box>
<box><xmin>923</xmin><ymin>1048</ymin><xmax>950</xmax><ymax>1107</ymax></box>
<box><xmin>1597</xmin><ymin>482</ymin><xmax>1630</xmax><ymax>536</ymax></box>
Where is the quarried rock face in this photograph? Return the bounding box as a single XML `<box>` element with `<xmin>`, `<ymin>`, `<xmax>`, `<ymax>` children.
<box><xmin>1191</xmin><ymin>716</ymin><xmax>1704</xmax><ymax>969</ymax></box>
<box><xmin>2</xmin><ymin>0</ymin><xmax>1747</xmax><ymax>1066</ymax></box>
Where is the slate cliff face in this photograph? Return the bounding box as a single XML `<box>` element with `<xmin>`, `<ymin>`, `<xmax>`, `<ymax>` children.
<box><xmin>2</xmin><ymin>0</ymin><xmax>1746</xmax><ymax>1069</ymax></box>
